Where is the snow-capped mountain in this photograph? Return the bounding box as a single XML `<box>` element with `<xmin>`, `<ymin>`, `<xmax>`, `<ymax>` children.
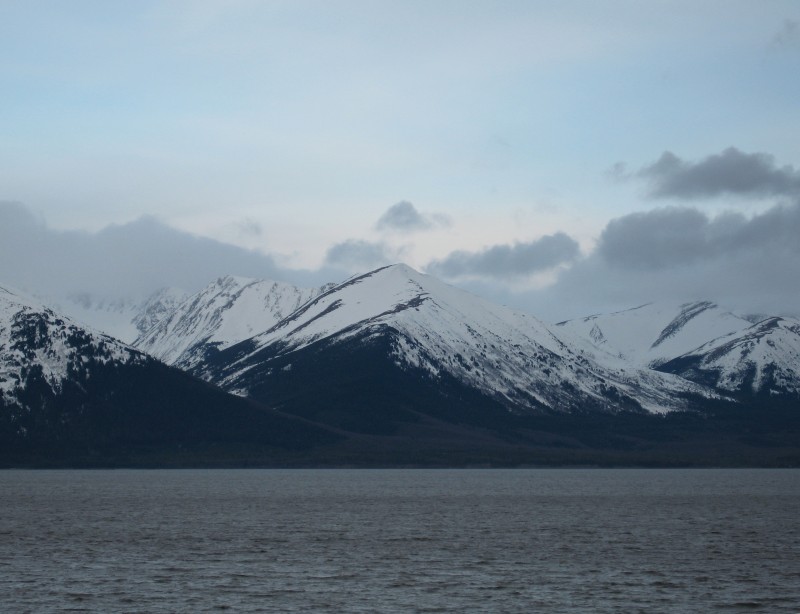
<box><xmin>557</xmin><ymin>301</ymin><xmax>800</xmax><ymax>399</ymax></box>
<box><xmin>48</xmin><ymin>287</ymin><xmax>188</xmax><ymax>343</ymax></box>
<box><xmin>3</xmin><ymin>266</ymin><xmax>797</xmax><ymax>467</ymax></box>
<box><xmin>201</xmin><ymin>264</ymin><xmax>713</xmax><ymax>418</ymax></box>
<box><xmin>657</xmin><ymin>316</ymin><xmax>800</xmax><ymax>397</ymax></box>
<box><xmin>131</xmin><ymin>287</ymin><xmax>189</xmax><ymax>338</ymax></box>
<box><xmin>0</xmin><ymin>284</ymin><xmax>150</xmax><ymax>414</ymax></box>
<box><xmin>0</xmin><ymin>282</ymin><xmax>339</xmax><ymax>456</ymax></box>
<box><xmin>134</xmin><ymin>275</ymin><xmax>333</xmax><ymax>370</ymax></box>
<box><xmin>555</xmin><ymin>301</ymin><xmax>753</xmax><ymax>367</ymax></box>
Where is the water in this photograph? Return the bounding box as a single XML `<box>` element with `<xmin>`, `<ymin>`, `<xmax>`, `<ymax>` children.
<box><xmin>1</xmin><ymin>469</ymin><xmax>798</xmax><ymax>613</ymax></box>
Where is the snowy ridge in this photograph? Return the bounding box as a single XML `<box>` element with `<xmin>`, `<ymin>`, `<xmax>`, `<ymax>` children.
<box><xmin>131</xmin><ymin>287</ymin><xmax>189</xmax><ymax>338</ymax></box>
<box><xmin>0</xmin><ymin>284</ymin><xmax>148</xmax><ymax>410</ymax></box>
<box><xmin>556</xmin><ymin>301</ymin><xmax>753</xmax><ymax>367</ymax></box>
<box><xmin>659</xmin><ymin>317</ymin><xmax>800</xmax><ymax>396</ymax></box>
<box><xmin>47</xmin><ymin>287</ymin><xmax>188</xmax><ymax>343</ymax></box>
<box><xmin>134</xmin><ymin>275</ymin><xmax>330</xmax><ymax>369</ymax></box>
<box><xmin>53</xmin><ymin>293</ymin><xmax>141</xmax><ymax>342</ymax></box>
<box><xmin>249</xmin><ymin>265</ymin><xmax>565</xmax><ymax>354</ymax></box>
<box><xmin>217</xmin><ymin>265</ymin><xmax>713</xmax><ymax>414</ymax></box>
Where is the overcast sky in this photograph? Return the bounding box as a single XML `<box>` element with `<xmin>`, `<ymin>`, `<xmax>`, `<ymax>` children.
<box><xmin>1</xmin><ymin>1</ymin><xmax>799</xmax><ymax>321</ymax></box>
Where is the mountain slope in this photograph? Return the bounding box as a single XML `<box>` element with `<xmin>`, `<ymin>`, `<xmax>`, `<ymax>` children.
<box><xmin>557</xmin><ymin>301</ymin><xmax>800</xmax><ymax>400</ymax></box>
<box><xmin>131</xmin><ymin>287</ymin><xmax>189</xmax><ymax>338</ymax></box>
<box><xmin>0</xmin><ymin>284</ymin><xmax>339</xmax><ymax>463</ymax></box>
<box><xmin>134</xmin><ymin>275</ymin><xmax>331</xmax><ymax>370</ymax></box>
<box><xmin>555</xmin><ymin>301</ymin><xmax>752</xmax><ymax>367</ymax></box>
<box><xmin>3</xmin><ymin>276</ymin><xmax>798</xmax><ymax>467</ymax></box>
<box><xmin>48</xmin><ymin>287</ymin><xmax>188</xmax><ymax>343</ymax></box>
<box><xmin>0</xmin><ymin>285</ymin><xmax>149</xmax><ymax>412</ymax></box>
<box><xmin>657</xmin><ymin>317</ymin><xmax>800</xmax><ymax>397</ymax></box>
<box><xmin>200</xmin><ymin>265</ymin><xmax>713</xmax><ymax>428</ymax></box>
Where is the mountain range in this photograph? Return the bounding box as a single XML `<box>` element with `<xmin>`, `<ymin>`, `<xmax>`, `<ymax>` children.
<box><xmin>555</xmin><ymin>301</ymin><xmax>800</xmax><ymax>397</ymax></box>
<box><xmin>0</xmin><ymin>284</ymin><xmax>340</xmax><ymax>466</ymax></box>
<box><xmin>2</xmin><ymin>264</ymin><xmax>798</xmax><ymax>466</ymax></box>
<box><xmin>135</xmin><ymin>275</ymin><xmax>333</xmax><ymax>371</ymax></box>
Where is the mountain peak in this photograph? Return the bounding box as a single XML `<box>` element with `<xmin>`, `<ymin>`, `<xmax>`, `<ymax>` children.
<box><xmin>377</xmin><ymin>262</ymin><xmax>423</xmax><ymax>277</ymax></box>
<box><xmin>339</xmin><ymin>263</ymin><xmax>429</xmax><ymax>289</ymax></box>
<box><xmin>0</xmin><ymin>283</ymin><xmax>48</xmax><ymax>314</ymax></box>
<box><xmin>657</xmin><ymin>315</ymin><xmax>800</xmax><ymax>396</ymax></box>
<box><xmin>1</xmin><ymin>286</ymin><xmax>149</xmax><ymax>410</ymax></box>
<box><xmin>557</xmin><ymin>300</ymin><xmax>752</xmax><ymax>366</ymax></box>
<box><xmin>133</xmin><ymin>274</ymin><xmax>330</xmax><ymax>369</ymax></box>
<box><xmin>211</xmin><ymin>274</ymin><xmax>258</xmax><ymax>291</ymax></box>
<box><xmin>203</xmin><ymin>265</ymin><xmax>713</xmax><ymax>415</ymax></box>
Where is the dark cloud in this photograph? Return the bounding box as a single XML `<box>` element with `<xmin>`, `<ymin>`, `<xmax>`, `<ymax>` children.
<box><xmin>598</xmin><ymin>203</ymin><xmax>800</xmax><ymax>270</ymax></box>
<box><xmin>324</xmin><ymin>239</ymin><xmax>396</xmax><ymax>271</ymax></box>
<box><xmin>375</xmin><ymin>201</ymin><xmax>450</xmax><ymax>233</ymax></box>
<box><xmin>511</xmin><ymin>201</ymin><xmax>800</xmax><ymax>321</ymax></box>
<box><xmin>427</xmin><ymin>232</ymin><xmax>580</xmax><ymax>279</ymax></box>
<box><xmin>560</xmin><ymin>147</ymin><xmax>800</xmax><ymax>318</ymax></box>
<box><xmin>598</xmin><ymin>207</ymin><xmax>726</xmax><ymax>270</ymax></box>
<box><xmin>634</xmin><ymin>148</ymin><xmax>800</xmax><ymax>200</ymax></box>
<box><xmin>0</xmin><ymin>201</ymin><xmax>336</xmax><ymax>301</ymax></box>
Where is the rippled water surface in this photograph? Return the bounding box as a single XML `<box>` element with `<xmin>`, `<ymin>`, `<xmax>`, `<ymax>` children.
<box><xmin>2</xmin><ymin>469</ymin><xmax>799</xmax><ymax>613</ymax></box>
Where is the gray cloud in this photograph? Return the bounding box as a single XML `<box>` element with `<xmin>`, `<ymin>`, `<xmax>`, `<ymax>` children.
<box><xmin>598</xmin><ymin>203</ymin><xmax>800</xmax><ymax>270</ymax></box>
<box><xmin>236</xmin><ymin>217</ymin><xmax>262</xmax><ymax>237</ymax></box>
<box><xmin>509</xmin><ymin>201</ymin><xmax>800</xmax><ymax>322</ymax></box>
<box><xmin>375</xmin><ymin>201</ymin><xmax>450</xmax><ymax>233</ymax></box>
<box><xmin>634</xmin><ymin>148</ymin><xmax>800</xmax><ymax>200</ymax></box>
<box><xmin>427</xmin><ymin>232</ymin><xmax>580</xmax><ymax>279</ymax></box>
<box><xmin>0</xmin><ymin>201</ymin><xmax>336</xmax><ymax>301</ymax></box>
<box><xmin>772</xmin><ymin>18</ymin><xmax>800</xmax><ymax>49</ymax></box>
<box><xmin>324</xmin><ymin>239</ymin><xmax>397</xmax><ymax>271</ymax></box>
<box><xmin>606</xmin><ymin>161</ymin><xmax>629</xmax><ymax>181</ymax></box>
<box><xmin>598</xmin><ymin>207</ymin><xmax>726</xmax><ymax>270</ymax></box>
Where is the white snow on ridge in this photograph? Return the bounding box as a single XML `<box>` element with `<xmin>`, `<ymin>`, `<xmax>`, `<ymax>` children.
<box><xmin>134</xmin><ymin>275</ymin><xmax>329</xmax><ymax>369</ymax></box>
<box><xmin>43</xmin><ymin>286</ymin><xmax>188</xmax><ymax>343</ymax></box>
<box><xmin>555</xmin><ymin>301</ymin><xmax>753</xmax><ymax>367</ymax></box>
<box><xmin>255</xmin><ymin>264</ymin><xmax>564</xmax><ymax>355</ymax></box>
<box><xmin>227</xmin><ymin>264</ymin><xmax>713</xmax><ymax>414</ymax></box>
<box><xmin>0</xmin><ymin>284</ymin><xmax>146</xmax><ymax>407</ymax></box>
<box><xmin>671</xmin><ymin>316</ymin><xmax>800</xmax><ymax>396</ymax></box>
<box><xmin>132</xmin><ymin>287</ymin><xmax>189</xmax><ymax>338</ymax></box>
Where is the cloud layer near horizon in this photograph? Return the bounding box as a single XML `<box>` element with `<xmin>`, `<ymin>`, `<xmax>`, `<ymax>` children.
<box><xmin>3</xmin><ymin>146</ymin><xmax>799</xmax><ymax>324</ymax></box>
<box><xmin>526</xmin><ymin>147</ymin><xmax>800</xmax><ymax>319</ymax></box>
<box><xmin>0</xmin><ymin>202</ymin><xmax>337</xmax><ymax>299</ymax></box>
<box><xmin>562</xmin><ymin>201</ymin><xmax>799</xmax><ymax>313</ymax></box>
<box><xmin>423</xmin><ymin>147</ymin><xmax>800</xmax><ymax>320</ymax></box>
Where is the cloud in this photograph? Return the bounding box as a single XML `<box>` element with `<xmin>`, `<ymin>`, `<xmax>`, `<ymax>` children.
<box><xmin>512</xmin><ymin>144</ymin><xmax>800</xmax><ymax>320</ymax></box>
<box><xmin>606</xmin><ymin>161</ymin><xmax>629</xmax><ymax>181</ymax></box>
<box><xmin>513</xmin><ymin>201</ymin><xmax>800</xmax><ymax>321</ymax></box>
<box><xmin>324</xmin><ymin>239</ymin><xmax>397</xmax><ymax>271</ymax></box>
<box><xmin>597</xmin><ymin>203</ymin><xmax>800</xmax><ymax>270</ymax></box>
<box><xmin>427</xmin><ymin>232</ymin><xmax>580</xmax><ymax>279</ymax></box>
<box><xmin>598</xmin><ymin>207</ymin><xmax>730</xmax><ymax>269</ymax></box>
<box><xmin>236</xmin><ymin>217</ymin><xmax>262</xmax><ymax>237</ymax></box>
<box><xmin>633</xmin><ymin>148</ymin><xmax>800</xmax><ymax>200</ymax></box>
<box><xmin>375</xmin><ymin>201</ymin><xmax>450</xmax><ymax>233</ymax></box>
<box><xmin>771</xmin><ymin>18</ymin><xmax>800</xmax><ymax>49</ymax></box>
<box><xmin>0</xmin><ymin>201</ymin><xmax>336</xmax><ymax>301</ymax></box>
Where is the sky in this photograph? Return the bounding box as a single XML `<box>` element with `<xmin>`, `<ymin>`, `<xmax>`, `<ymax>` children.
<box><xmin>1</xmin><ymin>1</ymin><xmax>799</xmax><ymax>321</ymax></box>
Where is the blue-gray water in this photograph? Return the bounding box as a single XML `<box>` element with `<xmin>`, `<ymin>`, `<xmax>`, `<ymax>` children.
<box><xmin>1</xmin><ymin>469</ymin><xmax>798</xmax><ymax>613</ymax></box>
